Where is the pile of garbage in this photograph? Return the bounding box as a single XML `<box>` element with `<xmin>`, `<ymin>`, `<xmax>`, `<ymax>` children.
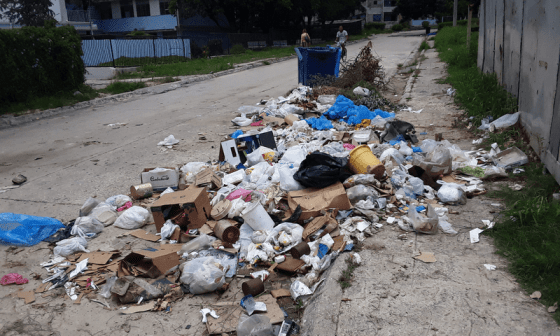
<box><xmin>0</xmin><ymin>84</ymin><xmax>529</xmax><ymax>335</ymax></box>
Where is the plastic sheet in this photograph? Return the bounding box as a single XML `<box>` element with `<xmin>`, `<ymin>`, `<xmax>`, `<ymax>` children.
<box><xmin>478</xmin><ymin>112</ymin><xmax>520</xmax><ymax>130</ymax></box>
<box><xmin>0</xmin><ymin>213</ymin><xmax>64</xmax><ymax>246</ymax></box>
<box><xmin>180</xmin><ymin>256</ymin><xmax>225</xmax><ymax>294</ymax></box>
<box><xmin>293</xmin><ymin>152</ymin><xmax>349</xmax><ymax>189</ymax></box>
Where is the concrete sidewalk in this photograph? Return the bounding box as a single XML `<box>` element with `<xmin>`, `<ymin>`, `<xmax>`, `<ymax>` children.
<box><xmin>301</xmin><ymin>41</ymin><xmax>560</xmax><ymax>336</ymax></box>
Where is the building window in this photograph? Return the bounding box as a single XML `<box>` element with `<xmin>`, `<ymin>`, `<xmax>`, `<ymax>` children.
<box><xmin>136</xmin><ymin>0</ymin><xmax>151</xmax><ymax>17</ymax></box>
<box><xmin>374</xmin><ymin>1</ymin><xmax>378</xmax><ymax>4</ymax></box>
<box><xmin>120</xmin><ymin>0</ymin><xmax>134</xmax><ymax>18</ymax></box>
<box><xmin>384</xmin><ymin>0</ymin><xmax>396</xmax><ymax>6</ymax></box>
<box><xmin>160</xmin><ymin>1</ymin><xmax>170</xmax><ymax>15</ymax></box>
<box><xmin>97</xmin><ymin>2</ymin><xmax>112</xmax><ymax>20</ymax></box>
<box><xmin>384</xmin><ymin>12</ymin><xmax>396</xmax><ymax>21</ymax></box>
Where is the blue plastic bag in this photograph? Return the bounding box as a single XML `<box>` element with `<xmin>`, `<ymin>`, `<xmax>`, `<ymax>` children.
<box><xmin>305</xmin><ymin>115</ymin><xmax>333</xmax><ymax>130</ymax></box>
<box><xmin>0</xmin><ymin>213</ymin><xmax>64</xmax><ymax>246</ymax></box>
<box><xmin>324</xmin><ymin>95</ymin><xmax>395</xmax><ymax>125</ymax></box>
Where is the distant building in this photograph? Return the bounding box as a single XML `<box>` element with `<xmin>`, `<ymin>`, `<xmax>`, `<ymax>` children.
<box><xmin>361</xmin><ymin>0</ymin><xmax>399</xmax><ymax>25</ymax></box>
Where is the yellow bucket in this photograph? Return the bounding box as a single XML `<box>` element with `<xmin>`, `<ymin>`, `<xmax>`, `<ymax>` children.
<box><xmin>348</xmin><ymin>145</ymin><xmax>385</xmax><ymax>178</ymax></box>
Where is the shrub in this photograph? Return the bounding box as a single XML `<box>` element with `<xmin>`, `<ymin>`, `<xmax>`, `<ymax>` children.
<box><xmin>231</xmin><ymin>44</ymin><xmax>246</xmax><ymax>54</ymax></box>
<box><xmin>391</xmin><ymin>24</ymin><xmax>403</xmax><ymax>32</ymax></box>
<box><xmin>101</xmin><ymin>81</ymin><xmax>146</xmax><ymax>95</ymax></box>
<box><xmin>190</xmin><ymin>40</ymin><xmax>203</xmax><ymax>58</ymax></box>
<box><xmin>365</xmin><ymin>22</ymin><xmax>386</xmax><ymax>31</ymax></box>
<box><xmin>438</xmin><ymin>19</ymin><xmax>479</xmax><ymax>30</ymax></box>
<box><xmin>0</xmin><ymin>25</ymin><xmax>85</xmax><ymax>105</ymax></box>
<box><xmin>422</xmin><ymin>21</ymin><xmax>430</xmax><ymax>28</ymax></box>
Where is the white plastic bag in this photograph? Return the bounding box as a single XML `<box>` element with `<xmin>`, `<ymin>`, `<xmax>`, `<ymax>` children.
<box><xmin>99</xmin><ymin>276</ymin><xmax>117</xmax><ymax>299</ymax></box>
<box><xmin>113</xmin><ymin>206</ymin><xmax>149</xmax><ymax>229</ymax></box>
<box><xmin>54</xmin><ymin>237</ymin><xmax>89</xmax><ymax>257</ymax></box>
<box><xmin>265</xmin><ymin>223</ymin><xmax>304</xmax><ymax>253</ymax></box>
<box><xmin>90</xmin><ymin>202</ymin><xmax>118</xmax><ymax>226</ymax></box>
<box><xmin>237</xmin><ymin>106</ymin><xmax>263</xmax><ymax>116</ymax></box>
<box><xmin>346</xmin><ymin>185</ymin><xmax>379</xmax><ymax>204</ymax></box>
<box><xmin>237</xmin><ymin>314</ymin><xmax>273</xmax><ymax>336</ymax></box>
<box><xmin>160</xmin><ymin>220</ymin><xmax>179</xmax><ymax>240</ymax></box>
<box><xmin>278</xmin><ymin>165</ymin><xmax>304</xmax><ymax>192</ymax></box>
<box><xmin>180</xmin><ymin>256</ymin><xmax>225</xmax><ymax>294</ymax></box>
<box><xmin>291</xmin><ymin>120</ymin><xmax>310</xmax><ymax>132</ymax></box>
<box><xmin>232</xmin><ymin>114</ymin><xmax>253</xmax><ymax>126</ymax></box>
<box><xmin>106</xmin><ymin>194</ymin><xmax>132</xmax><ymax>208</ymax></box>
<box><xmin>353</xmin><ymin>86</ymin><xmax>370</xmax><ymax>96</ymax></box>
<box><xmin>158</xmin><ymin>135</ymin><xmax>179</xmax><ymax>146</ymax></box>
<box><xmin>79</xmin><ymin>197</ymin><xmax>99</xmax><ymax>217</ymax></box>
<box><xmin>71</xmin><ymin>217</ymin><xmax>104</xmax><ymax>236</ymax></box>
<box><xmin>228</xmin><ymin>198</ymin><xmax>248</xmax><ymax>218</ymax></box>
<box><xmin>318</xmin><ymin>95</ymin><xmax>336</xmax><ymax>105</ymax></box>
<box><xmin>280</xmin><ymin>146</ymin><xmax>307</xmax><ymax>165</ymax></box>
<box><xmin>408</xmin><ymin>204</ymin><xmax>439</xmax><ymax>234</ymax></box>
<box><xmin>180</xmin><ymin>162</ymin><xmax>208</xmax><ymax>175</ymax></box>
<box><xmin>437</xmin><ymin>182</ymin><xmax>467</xmax><ymax>205</ymax></box>
<box><xmin>409</xmin><ymin>177</ymin><xmax>425</xmax><ymax>195</ymax></box>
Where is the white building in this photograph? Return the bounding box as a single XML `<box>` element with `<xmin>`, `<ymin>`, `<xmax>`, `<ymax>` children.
<box><xmin>361</xmin><ymin>0</ymin><xmax>399</xmax><ymax>25</ymax></box>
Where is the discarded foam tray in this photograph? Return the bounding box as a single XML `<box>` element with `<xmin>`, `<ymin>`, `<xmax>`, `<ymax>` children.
<box><xmin>492</xmin><ymin>147</ymin><xmax>528</xmax><ymax>169</ymax></box>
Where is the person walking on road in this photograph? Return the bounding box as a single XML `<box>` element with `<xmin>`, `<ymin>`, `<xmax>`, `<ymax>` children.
<box><xmin>301</xmin><ymin>29</ymin><xmax>311</xmax><ymax>47</ymax></box>
<box><xmin>335</xmin><ymin>25</ymin><xmax>348</xmax><ymax>60</ymax></box>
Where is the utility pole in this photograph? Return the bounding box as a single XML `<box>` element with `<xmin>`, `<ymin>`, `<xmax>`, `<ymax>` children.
<box><xmin>453</xmin><ymin>0</ymin><xmax>458</xmax><ymax>26</ymax></box>
<box><xmin>466</xmin><ymin>4</ymin><xmax>473</xmax><ymax>46</ymax></box>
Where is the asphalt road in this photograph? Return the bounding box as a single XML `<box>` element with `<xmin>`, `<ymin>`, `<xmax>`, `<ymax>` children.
<box><xmin>0</xmin><ymin>33</ymin><xmax>422</xmax><ymax>221</ymax></box>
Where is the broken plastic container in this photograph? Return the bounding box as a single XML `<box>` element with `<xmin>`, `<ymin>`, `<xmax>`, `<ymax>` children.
<box><xmin>241</xmin><ymin>202</ymin><xmax>275</xmax><ymax>231</ymax></box>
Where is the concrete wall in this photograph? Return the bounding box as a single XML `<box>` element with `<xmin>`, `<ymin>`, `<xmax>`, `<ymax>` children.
<box><xmin>479</xmin><ymin>0</ymin><xmax>560</xmax><ymax>184</ymax></box>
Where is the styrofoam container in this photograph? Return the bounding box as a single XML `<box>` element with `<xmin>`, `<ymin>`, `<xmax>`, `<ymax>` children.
<box><xmin>241</xmin><ymin>202</ymin><xmax>274</xmax><ymax>231</ymax></box>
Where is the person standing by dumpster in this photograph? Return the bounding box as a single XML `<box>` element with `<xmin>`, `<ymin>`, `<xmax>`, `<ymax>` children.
<box><xmin>301</xmin><ymin>29</ymin><xmax>311</xmax><ymax>47</ymax></box>
<box><xmin>335</xmin><ymin>26</ymin><xmax>348</xmax><ymax>59</ymax></box>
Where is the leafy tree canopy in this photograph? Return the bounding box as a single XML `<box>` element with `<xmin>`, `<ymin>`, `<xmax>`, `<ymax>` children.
<box><xmin>0</xmin><ymin>0</ymin><xmax>55</xmax><ymax>27</ymax></box>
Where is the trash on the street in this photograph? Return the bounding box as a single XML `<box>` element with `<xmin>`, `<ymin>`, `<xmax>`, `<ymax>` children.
<box><xmin>1</xmin><ymin>273</ymin><xmax>29</xmax><ymax>285</ymax></box>
<box><xmin>200</xmin><ymin>308</ymin><xmax>219</xmax><ymax>323</ymax></box>
<box><xmin>0</xmin><ymin>213</ymin><xmax>64</xmax><ymax>246</ymax></box>
<box><xmin>413</xmin><ymin>251</ymin><xmax>436</xmax><ymax>263</ymax></box>
<box><xmin>157</xmin><ymin>134</ymin><xmax>179</xmax><ymax>146</ymax></box>
<box><xmin>492</xmin><ymin>147</ymin><xmax>529</xmax><ymax>170</ymax></box>
<box><xmin>484</xmin><ymin>264</ymin><xmax>496</xmax><ymax>270</ymax></box>
<box><xmin>12</xmin><ymin>174</ymin><xmax>27</xmax><ymax>185</ymax></box>
<box><xmin>140</xmin><ymin>167</ymin><xmax>179</xmax><ymax>191</ymax></box>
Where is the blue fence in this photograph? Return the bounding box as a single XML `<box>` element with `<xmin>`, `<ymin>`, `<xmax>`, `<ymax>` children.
<box><xmin>411</xmin><ymin>19</ymin><xmax>438</xmax><ymax>26</ymax></box>
<box><xmin>81</xmin><ymin>38</ymin><xmax>191</xmax><ymax>67</ymax></box>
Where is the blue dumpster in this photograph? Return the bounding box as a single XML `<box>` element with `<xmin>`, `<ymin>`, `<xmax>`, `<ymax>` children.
<box><xmin>295</xmin><ymin>47</ymin><xmax>341</xmax><ymax>86</ymax></box>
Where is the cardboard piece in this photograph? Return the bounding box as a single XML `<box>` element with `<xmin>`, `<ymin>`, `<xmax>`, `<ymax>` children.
<box><xmin>206</xmin><ymin>294</ymin><xmax>283</xmax><ymax>334</ymax></box>
<box><xmin>284</xmin><ymin>114</ymin><xmax>299</xmax><ymax>126</ymax></box>
<box><xmin>331</xmin><ymin>235</ymin><xmax>346</xmax><ymax>252</ymax></box>
<box><xmin>195</xmin><ymin>168</ymin><xmax>222</xmax><ymax>189</ymax></box>
<box><xmin>119</xmin><ymin>245</ymin><xmax>182</xmax><ymax>278</ymax></box>
<box><xmin>18</xmin><ymin>291</ymin><xmax>35</xmax><ymax>304</ymax></box>
<box><xmin>219</xmin><ymin>140</ymin><xmax>242</xmax><ymax>166</ymax></box>
<box><xmin>77</xmin><ymin>251</ymin><xmax>119</xmax><ymax>265</ymax></box>
<box><xmin>129</xmin><ymin>229</ymin><xmax>161</xmax><ymax>242</ymax></box>
<box><xmin>413</xmin><ymin>252</ymin><xmax>436</xmax><ymax>263</ymax></box>
<box><xmin>263</xmin><ymin>115</ymin><xmax>286</xmax><ymax>126</ymax></box>
<box><xmin>140</xmin><ymin>167</ymin><xmax>179</xmax><ymax>191</ymax></box>
<box><xmin>120</xmin><ymin>301</ymin><xmax>157</xmax><ymax>314</ymax></box>
<box><xmin>271</xmin><ymin>288</ymin><xmax>291</xmax><ymax>298</ymax></box>
<box><xmin>442</xmin><ymin>174</ymin><xmax>467</xmax><ymax>185</ymax></box>
<box><xmin>276</xmin><ymin>258</ymin><xmax>305</xmax><ymax>272</ymax></box>
<box><xmin>150</xmin><ymin>188</ymin><xmax>212</xmax><ymax>232</ymax></box>
<box><xmin>302</xmin><ymin>212</ymin><xmax>338</xmax><ymax>240</ymax></box>
<box><xmin>287</xmin><ymin>182</ymin><xmax>352</xmax><ymax>221</ymax></box>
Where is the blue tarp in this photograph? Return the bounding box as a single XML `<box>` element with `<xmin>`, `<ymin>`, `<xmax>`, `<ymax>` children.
<box><xmin>0</xmin><ymin>213</ymin><xmax>64</xmax><ymax>246</ymax></box>
<box><xmin>306</xmin><ymin>115</ymin><xmax>334</xmax><ymax>130</ymax></box>
<box><xmin>324</xmin><ymin>95</ymin><xmax>395</xmax><ymax>125</ymax></box>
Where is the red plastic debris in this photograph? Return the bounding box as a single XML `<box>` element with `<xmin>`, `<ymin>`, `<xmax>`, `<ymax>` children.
<box><xmin>117</xmin><ymin>201</ymin><xmax>133</xmax><ymax>212</ymax></box>
<box><xmin>1</xmin><ymin>273</ymin><xmax>29</xmax><ymax>285</ymax></box>
<box><xmin>343</xmin><ymin>143</ymin><xmax>356</xmax><ymax>150</ymax></box>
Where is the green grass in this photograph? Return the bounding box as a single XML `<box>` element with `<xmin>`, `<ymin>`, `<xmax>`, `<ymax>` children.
<box><xmin>0</xmin><ymin>84</ymin><xmax>99</xmax><ymax>115</ymax></box>
<box><xmin>114</xmin><ymin>46</ymin><xmax>298</xmax><ymax>79</ymax></box>
<box><xmin>434</xmin><ymin>26</ymin><xmax>517</xmax><ymax>127</ymax></box>
<box><xmin>338</xmin><ymin>257</ymin><xmax>360</xmax><ymax>289</ymax></box>
<box><xmin>100</xmin><ymin>81</ymin><xmax>146</xmax><ymax>94</ymax></box>
<box><xmin>419</xmin><ymin>41</ymin><xmax>430</xmax><ymax>51</ymax></box>
<box><xmin>486</xmin><ymin>163</ymin><xmax>560</xmax><ymax>322</ymax></box>
<box><xmin>429</xmin><ymin>36</ymin><xmax>435</xmax><ymax>41</ymax></box>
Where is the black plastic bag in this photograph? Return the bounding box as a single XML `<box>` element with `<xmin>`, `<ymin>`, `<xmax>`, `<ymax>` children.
<box><xmin>293</xmin><ymin>152</ymin><xmax>351</xmax><ymax>189</ymax></box>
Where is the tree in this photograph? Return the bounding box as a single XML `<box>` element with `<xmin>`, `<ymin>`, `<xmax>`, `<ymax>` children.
<box><xmin>395</xmin><ymin>0</ymin><xmax>446</xmax><ymax>21</ymax></box>
<box><xmin>0</xmin><ymin>0</ymin><xmax>54</xmax><ymax>27</ymax></box>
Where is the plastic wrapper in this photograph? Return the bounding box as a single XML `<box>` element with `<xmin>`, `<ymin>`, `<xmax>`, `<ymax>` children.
<box><xmin>79</xmin><ymin>197</ymin><xmax>99</xmax><ymax>217</ymax></box>
<box><xmin>478</xmin><ymin>112</ymin><xmax>520</xmax><ymax>130</ymax></box>
<box><xmin>113</xmin><ymin>206</ymin><xmax>149</xmax><ymax>230</ymax></box>
<box><xmin>158</xmin><ymin>135</ymin><xmax>179</xmax><ymax>146</ymax></box>
<box><xmin>70</xmin><ymin>217</ymin><xmax>104</xmax><ymax>237</ymax></box>
<box><xmin>89</xmin><ymin>202</ymin><xmax>118</xmax><ymax>226</ymax></box>
<box><xmin>237</xmin><ymin>314</ymin><xmax>273</xmax><ymax>336</ymax></box>
<box><xmin>437</xmin><ymin>182</ymin><xmax>467</xmax><ymax>205</ymax></box>
<box><xmin>99</xmin><ymin>276</ymin><xmax>117</xmax><ymax>298</ymax></box>
<box><xmin>160</xmin><ymin>220</ymin><xmax>179</xmax><ymax>240</ymax></box>
<box><xmin>408</xmin><ymin>204</ymin><xmax>439</xmax><ymax>234</ymax></box>
<box><xmin>54</xmin><ymin>236</ymin><xmax>89</xmax><ymax>257</ymax></box>
<box><xmin>343</xmin><ymin>174</ymin><xmax>379</xmax><ymax>188</ymax></box>
<box><xmin>434</xmin><ymin>207</ymin><xmax>458</xmax><ymax>234</ymax></box>
<box><xmin>180</xmin><ymin>256</ymin><xmax>225</xmax><ymax>294</ymax></box>
<box><xmin>293</xmin><ymin>152</ymin><xmax>349</xmax><ymax>189</ymax></box>
<box><xmin>346</xmin><ymin>185</ymin><xmax>379</xmax><ymax>204</ymax></box>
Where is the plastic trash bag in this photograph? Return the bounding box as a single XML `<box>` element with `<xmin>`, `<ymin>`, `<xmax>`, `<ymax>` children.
<box><xmin>478</xmin><ymin>112</ymin><xmax>520</xmax><ymax>130</ymax></box>
<box><xmin>380</xmin><ymin>148</ymin><xmax>405</xmax><ymax>165</ymax></box>
<box><xmin>70</xmin><ymin>217</ymin><xmax>104</xmax><ymax>236</ymax></box>
<box><xmin>0</xmin><ymin>213</ymin><xmax>64</xmax><ymax>246</ymax></box>
<box><xmin>306</xmin><ymin>116</ymin><xmax>333</xmax><ymax>130</ymax></box>
<box><xmin>413</xmin><ymin>144</ymin><xmax>453</xmax><ymax>177</ymax></box>
<box><xmin>238</xmin><ymin>106</ymin><xmax>263</xmax><ymax>116</ymax></box>
<box><xmin>265</xmin><ymin>223</ymin><xmax>304</xmax><ymax>254</ymax></box>
<box><xmin>79</xmin><ymin>197</ymin><xmax>99</xmax><ymax>217</ymax></box>
<box><xmin>318</xmin><ymin>95</ymin><xmax>336</xmax><ymax>105</ymax></box>
<box><xmin>278</xmin><ymin>165</ymin><xmax>304</xmax><ymax>192</ymax></box>
<box><xmin>89</xmin><ymin>202</ymin><xmax>118</xmax><ymax>226</ymax></box>
<box><xmin>106</xmin><ymin>195</ymin><xmax>132</xmax><ymax>208</ymax></box>
<box><xmin>113</xmin><ymin>206</ymin><xmax>149</xmax><ymax>230</ymax></box>
<box><xmin>180</xmin><ymin>234</ymin><xmax>217</xmax><ymax>255</ymax></box>
<box><xmin>437</xmin><ymin>182</ymin><xmax>467</xmax><ymax>205</ymax></box>
<box><xmin>292</xmin><ymin>120</ymin><xmax>310</xmax><ymax>132</ymax></box>
<box><xmin>233</xmin><ymin>114</ymin><xmax>254</xmax><ymax>127</ymax></box>
<box><xmin>346</xmin><ymin>185</ymin><xmax>379</xmax><ymax>204</ymax></box>
<box><xmin>353</xmin><ymin>86</ymin><xmax>370</xmax><ymax>96</ymax></box>
<box><xmin>279</xmin><ymin>146</ymin><xmax>307</xmax><ymax>166</ymax></box>
<box><xmin>238</xmin><ymin>224</ymin><xmax>254</xmax><ymax>260</ymax></box>
<box><xmin>408</xmin><ymin>204</ymin><xmax>439</xmax><ymax>234</ymax></box>
<box><xmin>158</xmin><ymin>135</ymin><xmax>179</xmax><ymax>146</ymax></box>
<box><xmin>160</xmin><ymin>220</ymin><xmax>179</xmax><ymax>240</ymax></box>
<box><xmin>434</xmin><ymin>207</ymin><xmax>458</xmax><ymax>234</ymax></box>
<box><xmin>343</xmin><ymin>174</ymin><xmax>379</xmax><ymax>188</ymax></box>
<box><xmin>181</xmin><ymin>162</ymin><xmax>208</xmax><ymax>175</ymax></box>
<box><xmin>180</xmin><ymin>256</ymin><xmax>225</xmax><ymax>294</ymax></box>
<box><xmin>237</xmin><ymin>314</ymin><xmax>273</xmax><ymax>336</ymax></box>
<box><xmin>409</xmin><ymin>177</ymin><xmax>425</xmax><ymax>195</ymax></box>
<box><xmin>54</xmin><ymin>236</ymin><xmax>89</xmax><ymax>257</ymax></box>
<box><xmin>293</xmin><ymin>152</ymin><xmax>349</xmax><ymax>189</ymax></box>
<box><xmin>99</xmin><ymin>275</ymin><xmax>117</xmax><ymax>299</ymax></box>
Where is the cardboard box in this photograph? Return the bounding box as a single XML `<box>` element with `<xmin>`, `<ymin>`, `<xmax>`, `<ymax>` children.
<box><xmin>140</xmin><ymin>167</ymin><xmax>179</xmax><ymax>191</ymax></box>
<box><xmin>118</xmin><ymin>244</ymin><xmax>182</xmax><ymax>278</ymax></box>
<box><xmin>195</xmin><ymin>168</ymin><xmax>222</xmax><ymax>189</ymax></box>
<box><xmin>287</xmin><ymin>182</ymin><xmax>352</xmax><ymax>221</ymax></box>
<box><xmin>150</xmin><ymin>188</ymin><xmax>212</xmax><ymax>232</ymax></box>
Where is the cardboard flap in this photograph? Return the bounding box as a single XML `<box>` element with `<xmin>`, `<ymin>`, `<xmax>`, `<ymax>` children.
<box><xmin>288</xmin><ymin>182</ymin><xmax>351</xmax><ymax>220</ymax></box>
